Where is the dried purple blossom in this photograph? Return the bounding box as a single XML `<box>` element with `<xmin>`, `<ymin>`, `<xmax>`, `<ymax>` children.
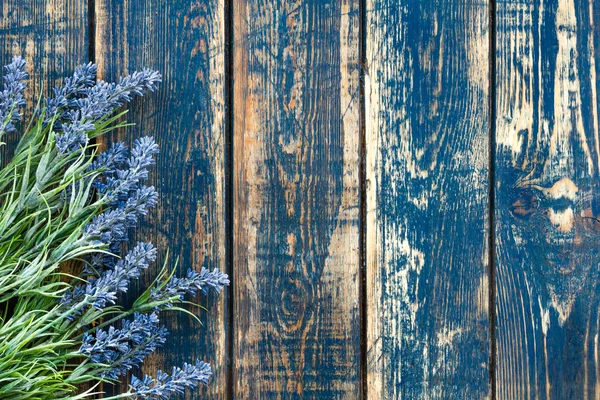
<box><xmin>44</xmin><ymin>62</ymin><xmax>98</xmax><ymax>122</ymax></box>
<box><xmin>91</xmin><ymin>242</ymin><xmax>155</xmax><ymax>302</ymax></box>
<box><xmin>65</xmin><ymin>69</ymin><xmax>161</xmax><ymax>126</ymax></box>
<box><xmin>83</xmin><ymin>141</ymin><xmax>158</xmax><ymax>244</ymax></box>
<box><xmin>0</xmin><ymin>56</ymin><xmax>28</xmax><ymax>134</ymax></box>
<box><xmin>80</xmin><ymin>312</ymin><xmax>167</xmax><ymax>379</ymax></box>
<box><xmin>130</xmin><ymin>359</ymin><xmax>212</xmax><ymax>399</ymax></box>
<box><xmin>83</xmin><ymin>208</ymin><xmax>128</xmax><ymax>246</ymax></box>
<box><xmin>62</xmin><ymin>242</ymin><xmax>157</xmax><ymax>315</ymax></box>
<box><xmin>150</xmin><ymin>268</ymin><xmax>230</xmax><ymax>309</ymax></box>
<box><xmin>80</xmin><ymin>189</ymin><xmax>157</xmax><ymax>275</ymax></box>
<box><xmin>122</xmin><ymin>186</ymin><xmax>159</xmax><ymax>223</ymax></box>
<box><xmin>89</xmin><ymin>141</ymin><xmax>129</xmax><ymax>172</ymax></box>
<box><xmin>71</xmin><ymin>138</ymin><xmax>159</xmax><ymax>282</ymax></box>
<box><xmin>51</xmin><ymin>67</ymin><xmax>161</xmax><ymax>155</ymax></box>
<box><xmin>54</xmin><ymin>125</ymin><xmax>90</xmax><ymax>154</ymax></box>
<box><xmin>97</xmin><ymin>137</ymin><xmax>160</xmax><ymax>205</ymax></box>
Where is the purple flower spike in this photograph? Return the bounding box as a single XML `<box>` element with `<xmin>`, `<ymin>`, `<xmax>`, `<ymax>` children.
<box><xmin>130</xmin><ymin>359</ymin><xmax>212</xmax><ymax>398</ymax></box>
<box><xmin>0</xmin><ymin>56</ymin><xmax>28</xmax><ymax>134</ymax></box>
<box><xmin>80</xmin><ymin>312</ymin><xmax>168</xmax><ymax>379</ymax></box>
<box><xmin>150</xmin><ymin>267</ymin><xmax>230</xmax><ymax>310</ymax></box>
<box><xmin>62</xmin><ymin>242</ymin><xmax>157</xmax><ymax>317</ymax></box>
<box><xmin>46</xmin><ymin>64</ymin><xmax>161</xmax><ymax>155</ymax></box>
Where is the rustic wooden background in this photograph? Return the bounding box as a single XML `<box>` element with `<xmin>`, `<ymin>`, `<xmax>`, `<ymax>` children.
<box><xmin>1</xmin><ymin>0</ymin><xmax>599</xmax><ymax>398</ymax></box>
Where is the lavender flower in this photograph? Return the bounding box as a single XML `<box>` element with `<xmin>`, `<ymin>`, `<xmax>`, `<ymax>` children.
<box><xmin>82</xmin><ymin>138</ymin><xmax>158</xmax><ymax>244</ymax></box>
<box><xmin>122</xmin><ymin>186</ymin><xmax>159</xmax><ymax>224</ymax></box>
<box><xmin>83</xmin><ymin>208</ymin><xmax>128</xmax><ymax>247</ymax></box>
<box><xmin>89</xmin><ymin>141</ymin><xmax>129</xmax><ymax>172</ymax></box>
<box><xmin>54</xmin><ymin>124</ymin><xmax>90</xmax><ymax>154</ymax></box>
<box><xmin>67</xmin><ymin>62</ymin><xmax>98</xmax><ymax>92</ymax></box>
<box><xmin>60</xmin><ymin>136</ymin><xmax>161</xmax><ymax>318</ymax></box>
<box><xmin>75</xmin><ymin>69</ymin><xmax>162</xmax><ymax>122</ymax></box>
<box><xmin>150</xmin><ymin>268</ymin><xmax>230</xmax><ymax>309</ymax></box>
<box><xmin>130</xmin><ymin>360</ymin><xmax>212</xmax><ymax>399</ymax></box>
<box><xmin>51</xmin><ymin>67</ymin><xmax>161</xmax><ymax>155</ymax></box>
<box><xmin>97</xmin><ymin>137</ymin><xmax>160</xmax><ymax>205</ymax></box>
<box><xmin>0</xmin><ymin>56</ymin><xmax>28</xmax><ymax>134</ymax></box>
<box><xmin>44</xmin><ymin>62</ymin><xmax>98</xmax><ymax>122</ymax></box>
<box><xmin>62</xmin><ymin>242</ymin><xmax>157</xmax><ymax>315</ymax></box>
<box><xmin>80</xmin><ymin>312</ymin><xmax>167</xmax><ymax>379</ymax></box>
<box><xmin>75</xmin><ymin>138</ymin><xmax>159</xmax><ymax>278</ymax></box>
<box><xmin>62</xmin><ymin>70</ymin><xmax>161</xmax><ymax>127</ymax></box>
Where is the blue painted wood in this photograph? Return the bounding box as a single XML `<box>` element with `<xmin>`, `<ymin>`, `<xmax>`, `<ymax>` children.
<box><xmin>495</xmin><ymin>0</ymin><xmax>600</xmax><ymax>398</ymax></box>
<box><xmin>0</xmin><ymin>0</ymin><xmax>89</xmax><ymax>161</ymax></box>
<box><xmin>6</xmin><ymin>0</ymin><xmax>600</xmax><ymax>397</ymax></box>
<box><xmin>365</xmin><ymin>1</ymin><xmax>491</xmax><ymax>398</ymax></box>
<box><xmin>0</xmin><ymin>0</ymin><xmax>92</xmax><ymax>394</ymax></box>
<box><xmin>94</xmin><ymin>0</ymin><xmax>228</xmax><ymax>398</ymax></box>
<box><xmin>232</xmin><ymin>0</ymin><xmax>362</xmax><ymax>398</ymax></box>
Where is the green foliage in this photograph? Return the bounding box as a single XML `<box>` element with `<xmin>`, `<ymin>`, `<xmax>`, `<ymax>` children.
<box><xmin>0</xmin><ymin>62</ymin><xmax>226</xmax><ymax>398</ymax></box>
<box><xmin>0</xmin><ymin>116</ymin><xmax>139</xmax><ymax>399</ymax></box>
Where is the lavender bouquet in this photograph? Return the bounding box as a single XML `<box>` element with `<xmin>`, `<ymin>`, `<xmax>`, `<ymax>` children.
<box><xmin>0</xmin><ymin>56</ymin><xmax>228</xmax><ymax>399</ymax></box>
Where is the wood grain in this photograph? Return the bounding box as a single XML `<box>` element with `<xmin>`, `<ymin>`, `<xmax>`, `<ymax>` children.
<box><xmin>94</xmin><ymin>0</ymin><xmax>228</xmax><ymax>398</ymax></box>
<box><xmin>0</xmin><ymin>0</ymin><xmax>88</xmax><ymax>160</ymax></box>
<box><xmin>495</xmin><ymin>0</ymin><xmax>600</xmax><ymax>398</ymax></box>
<box><xmin>365</xmin><ymin>1</ymin><xmax>491</xmax><ymax>398</ymax></box>
<box><xmin>232</xmin><ymin>0</ymin><xmax>361</xmax><ymax>398</ymax></box>
<box><xmin>0</xmin><ymin>0</ymin><xmax>90</xmax><ymax>395</ymax></box>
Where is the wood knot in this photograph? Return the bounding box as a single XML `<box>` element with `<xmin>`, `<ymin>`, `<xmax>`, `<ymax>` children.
<box><xmin>276</xmin><ymin>275</ymin><xmax>310</xmax><ymax>334</ymax></box>
<box><xmin>510</xmin><ymin>189</ymin><xmax>539</xmax><ymax>219</ymax></box>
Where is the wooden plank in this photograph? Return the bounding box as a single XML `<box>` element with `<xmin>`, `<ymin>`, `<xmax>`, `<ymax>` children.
<box><xmin>232</xmin><ymin>1</ymin><xmax>361</xmax><ymax>398</ymax></box>
<box><xmin>495</xmin><ymin>0</ymin><xmax>600</xmax><ymax>398</ymax></box>
<box><xmin>0</xmin><ymin>0</ymin><xmax>89</xmax><ymax>394</ymax></box>
<box><xmin>0</xmin><ymin>0</ymin><xmax>90</xmax><ymax>361</ymax></box>
<box><xmin>94</xmin><ymin>0</ymin><xmax>228</xmax><ymax>398</ymax></box>
<box><xmin>365</xmin><ymin>1</ymin><xmax>491</xmax><ymax>398</ymax></box>
<box><xmin>0</xmin><ymin>0</ymin><xmax>88</xmax><ymax>157</ymax></box>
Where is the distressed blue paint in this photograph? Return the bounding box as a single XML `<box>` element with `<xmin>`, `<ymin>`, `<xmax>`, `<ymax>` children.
<box><xmin>96</xmin><ymin>0</ymin><xmax>227</xmax><ymax>398</ymax></box>
<box><xmin>0</xmin><ymin>0</ymin><xmax>88</xmax><ymax>163</ymax></box>
<box><xmin>367</xmin><ymin>0</ymin><xmax>491</xmax><ymax>398</ymax></box>
<box><xmin>233</xmin><ymin>0</ymin><xmax>361</xmax><ymax>398</ymax></box>
<box><xmin>495</xmin><ymin>0</ymin><xmax>600</xmax><ymax>398</ymax></box>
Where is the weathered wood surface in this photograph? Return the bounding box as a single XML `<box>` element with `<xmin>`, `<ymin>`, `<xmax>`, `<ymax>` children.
<box><xmin>232</xmin><ymin>0</ymin><xmax>361</xmax><ymax>398</ymax></box>
<box><xmin>365</xmin><ymin>1</ymin><xmax>491</xmax><ymax>398</ymax></box>
<box><xmin>94</xmin><ymin>0</ymin><xmax>228</xmax><ymax>398</ymax></box>
<box><xmin>495</xmin><ymin>0</ymin><xmax>600</xmax><ymax>398</ymax></box>
<box><xmin>0</xmin><ymin>1</ymin><xmax>93</xmax><ymax>395</ymax></box>
<box><xmin>5</xmin><ymin>0</ymin><xmax>600</xmax><ymax>397</ymax></box>
<box><xmin>0</xmin><ymin>0</ymin><xmax>88</xmax><ymax>158</ymax></box>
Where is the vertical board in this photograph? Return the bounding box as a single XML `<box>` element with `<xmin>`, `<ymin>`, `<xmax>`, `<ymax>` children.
<box><xmin>94</xmin><ymin>0</ymin><xmax>228</xmax><ymax>398</ymax></box>
<box><xmin>232</xmin><ymin>0</ymin><xmax>361</xmax><ymax>398</ymax></box>
<box><xmin>0</xmin><ymin>0</ymin><xmax>90</xmax><ymax>395</ymax></box>
<box><xmin>0</xmin><ymin>0</ymin><xmax>88</xmax><ymax>157</ymax></box>
<box><xmin>365</xmin><ymin>1</ymin><xmax>491</xmax><ymax>398</ymax></box>
<box><xmin>495</xmin><ymin>0</ymin><xmax>600</xmax><ymax>398</ymax></box>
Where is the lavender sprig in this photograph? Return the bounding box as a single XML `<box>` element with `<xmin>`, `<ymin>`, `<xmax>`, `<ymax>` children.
<box><xmin>54</xmin><ymin>122</ymin><xmax>92</xmax><ymax>154</ymax></box>
<box><xmin>89</xmin><ymin>141</ymin><xmax>129</xmax><ymax>172</ymax></box>
<box><xmin>44</xmin><ymin>62</ymin><xmax>98</xmax><ymax>123</ymax></box>
<box><xmin>61</xmin><ymin>137</ymin><xmax>161</xmax><ymax>318</ymax></box>
<box><xmin>53</xmin><ymin>68</ymin><xmax>161</xmax><ymax>155</ymax></box>
<box><xmin>83</xmin><ymin>208</ymin><xmax>128</xmax><ymax>247</ymax></box>
<box><xmin>97</xmin><ymin>137</ymin><xmax>160</xmax><ymax>205</ymax></box>
<box><xmin>61</xmin><ymin>242</ymin><xmax>157</xmax><ymax>316</ymax></box>
<box><xmin>130</xmin><ymin>360</ymin><xmax>212</xmax><ymax>399</ymax></box>
<box><xmin>87</xmin><ymin>242</ymin><xmax>157</xmax><ymax>307</ymax></box>
<box><xmin>80</xmin><ymin>312</ymin><xmax>167</xmax><ymax>379</ymax></box>
<box><xmin>79</xmin><ymin>138</ymin><xmax>159</xmax><ymax>274</ymax></box>
<box><xmin>150</xmin><ymin>267</ymin><xmax>230</xmax><ymax>310</ymax></box>
<box><xmin>0</xmin><ymin>56</ymin><xmax>28</xmax><ymax>135</ymax></box>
